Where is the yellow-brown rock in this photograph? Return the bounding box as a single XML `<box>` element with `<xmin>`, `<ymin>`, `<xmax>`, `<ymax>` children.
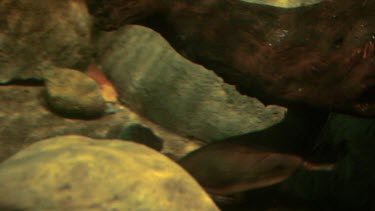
<box><xmin>0</xmin><ymin>0</ymin><xmax>92</xmax><ymax>83</ymax></box>
<box><xmin>0</xmin><ymin>135</ymin><xmax>219</xmax><ymax>211</ymax></box>
<box><xmin>43</xmin><ymin>68</ymin><xmax>106</xmax><ymax>119</ymax></box>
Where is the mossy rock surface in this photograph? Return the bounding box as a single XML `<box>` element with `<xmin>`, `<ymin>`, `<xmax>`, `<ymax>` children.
<box><xmin>0</xmin><ymin>135</ymin><xmax>219</xmax><ymax>211</ymax></box>
<box><xmin>97</xmin><ymin>25</ymin><xmax>285</xmax><ymax>141</ymax></box>
<box><xmin>43</xmin><ymin>68</ymin><xmax>106</xmax><ymax>119</ymax></box>
<box><xmin>0</xmin><ymin>0</ymin><xmax>92</xmax><ymax>82</ymax></box>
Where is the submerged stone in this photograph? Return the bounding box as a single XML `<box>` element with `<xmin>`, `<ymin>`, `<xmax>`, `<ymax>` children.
<box><xmin>43</xmin><ymin>68</ymin><xmax>106</xmax><ymax>119</ymax></box>
<box><xmin>0</xmin><ymin>135</ymin><xmax>219</xmax><ymax>211</ymax></box>
<box><xmin>97</xmin><ymin>25</ymin><xmax>285</xmax><ymax>141</ymax></box>
<box><xmin>0</xmin><ymin>0</ymin><xmax>92</xmax><ymax>82</ymax></box>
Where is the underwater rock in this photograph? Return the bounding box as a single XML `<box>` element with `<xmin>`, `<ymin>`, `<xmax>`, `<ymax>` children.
<box><xmin>43</xmin><ymin>68</ymin><xmax>106</xmax><ymax>119</ymax></box>
<box><xmin>87</xmin><ymin>0</ymin><xmax>375</xmax><ymax>117</ymax></box>
<box><xmin>96</xmin><ymin>25</ymin><xmax>286</xmax><ymax>141</ymax></box>
<box><xmin>0</xmin><ymin>85</ymin><xmax>202</xmax><ymax>163</ymax></box>
<box><xmin>0</xmin><ymin>135</ymin><xmax>219</xmax><ymax>211</ymax></box>
<box><xmin>107</xmin><ymin>122</ymin><xmax>164</xmax><ymax>151</ymax></box>
<box><xmin>0</xmin><ymin>0</ymin><xmax>92</xmax><ymax>83</ymax></box>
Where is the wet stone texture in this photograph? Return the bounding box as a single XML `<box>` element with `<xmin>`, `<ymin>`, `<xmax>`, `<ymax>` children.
<box><xmin>96</xmin><ymin>25</ymin><xmax>286</xmax><ymax>141</ymax></box>
<box><xmin>0</xmin><ymin>85</ymin><xmax>203</xmax><ymax>163</ymax></box>
<box><xmin>0</xmin><ymin>0</ymin><xmax>92</xmax><ymax>83</ymax></box>
<box><xmin>43</xmin><ymin>68</ymin><xmax>106</xmax><ymax>119</ymax></box>
<box><xmin>0</xmin><ymin>135</ymin><xmax>219</xmax><ymax>211</ymax></box>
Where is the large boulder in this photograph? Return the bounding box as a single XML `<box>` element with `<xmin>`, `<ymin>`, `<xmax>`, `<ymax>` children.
<box><xmin>0</xmin><ymin>0</ymin><xmax>92</xmax><ymax>82</ymax></box>
<box><xmin>96</xmin><ymin>25</ymin><xmax>286</xmax><ymax>141</ymax></box>
<box><xmin>0</xmin><ymin>135</ymin><xmax>219</xmax><ymax>211</ymax></box>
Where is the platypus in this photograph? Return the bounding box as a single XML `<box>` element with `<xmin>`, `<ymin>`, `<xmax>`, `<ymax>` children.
<box><xmin>178</xmin><ymin>106</ymin><xmax>335</xmax><ymax>195</ymax></box>
<box><xmin>86</xmin><ymin>0</ymin><xmax>374</xmax><ymax>117</ymax></box>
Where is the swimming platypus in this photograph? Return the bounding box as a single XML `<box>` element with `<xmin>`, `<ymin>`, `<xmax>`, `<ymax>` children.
<box><xmin>178</xmin><ymin>106</ymin><xmax>335</xmax><ymax>196</ymax></box>
<box><xmin>86</xmin><ymin>0</ymin><xmax>374</xmax><ymax>117</ymax></box>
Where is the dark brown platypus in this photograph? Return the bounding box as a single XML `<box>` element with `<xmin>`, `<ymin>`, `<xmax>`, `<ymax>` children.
<box><xmin>178</xmin><ymin>106</ymin><xmax>335</xmax><ymax>195</ymax></box>
<box><xmin>86</xmin><ymin>0</ymin><xmax>374</xmax><ymax>117</ymax></box>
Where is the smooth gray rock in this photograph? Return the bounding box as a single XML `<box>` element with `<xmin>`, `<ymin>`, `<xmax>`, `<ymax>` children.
<box><xmin>0</xmin><ymin>0</ymin><xmax>92</xmax><ymax>83</ymax></box>
<box><xmin>97</xmin><ymin>25</ymin><xmax>286</xmax><ymax>141</ymax></box>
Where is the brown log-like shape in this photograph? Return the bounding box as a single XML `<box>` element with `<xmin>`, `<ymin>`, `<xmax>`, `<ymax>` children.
<box><xmin>86</xmin><ymin>0</ymin><xmax>375</xmax><ymax>117</ymax></box>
